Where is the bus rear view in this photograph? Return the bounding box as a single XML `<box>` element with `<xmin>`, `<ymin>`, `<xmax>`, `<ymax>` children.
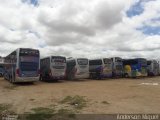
<box><xmin>40</xmin><ymin>56</ymin><xmax>66</xmax><ymax>81</ymax></box>
<box><xmin>17</xmin><ymin>48</ymin><xmax>40</xmax><ymax>82</ymax></box>
<box><xmin>102</xmin><ymin>58</ymin><xmax>113</xmax><ymax>78</ymax></box>
<box><xmin>111</xmin><ymin>57</ymin><xmax>123</xmax><ymax>78</ymax></box>
<box><xmin>66</xmin><ymin>58</ymin><xmax>89</xmax><ymax>80</ymax></box>
<box><xmin>89</xmin><ymin>59</ymin><xmax>103</xmax><ymax>79</ymax></box>
<box><xmin>4</xmin><ymin>48</ymin><xmax>40</xmax><ymax>83</ymax></box>
<box><xmin>51</xmin><ymin>56</ymin><xmax>66</xmax><ymax>80</ymax></box>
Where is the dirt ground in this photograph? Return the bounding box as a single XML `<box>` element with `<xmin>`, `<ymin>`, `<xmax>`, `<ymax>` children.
<box><xmin>0</xmin><ymin>77</ymin><xmax>160</xmax><ymax>114</ymax></box>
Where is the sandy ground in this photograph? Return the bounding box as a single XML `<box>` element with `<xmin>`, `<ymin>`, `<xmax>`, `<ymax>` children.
<box><xmin>0</xmin><ymin>77</ymin><xmax>160</xmax><ymax>114</ymax></box>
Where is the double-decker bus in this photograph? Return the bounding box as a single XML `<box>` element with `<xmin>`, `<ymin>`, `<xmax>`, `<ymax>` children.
<box><xmin>40</xmin><ymin>56</ymin><xmax>66</xmax><ymax>81</ymax></box>
<box><xmin>111</xmin><ymin>57</ymin><xmax>123</xmax><ymax>77</ymax></box>
<box><xmin>123</xmin><ymin>58</ymin><xmax>148</xmax><ymax>78</ymax></box>
<box><xmin>147</xmin><ymin>60</ymin><xmax>159</xmax><ymax>76</ymax></box>
<box><xmin>66</xmin><ymin>58</ymin><xmax>89</xmax><ymax>80</ymax></box>
<box><xmin>4</xmin><ymin>48</ymin><xmax>40</xmax><ymax>83</ymax></box>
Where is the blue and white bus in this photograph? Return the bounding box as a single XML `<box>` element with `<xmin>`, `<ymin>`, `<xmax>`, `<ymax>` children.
<box><xmin>4</xmin><ymin>48</ymin><xmax>40</xmax><ymax>83</ymax></box>
<box><xmin>123</xmin><ymin>58</ymin><xmax>148</xmax><ymax>78</ymax></box>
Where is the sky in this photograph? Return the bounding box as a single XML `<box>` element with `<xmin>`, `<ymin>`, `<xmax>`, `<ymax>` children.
<box><xmin>0</xmin><ymin>0</ymin><xmax>160</xmax><ymax>59</ymax></box>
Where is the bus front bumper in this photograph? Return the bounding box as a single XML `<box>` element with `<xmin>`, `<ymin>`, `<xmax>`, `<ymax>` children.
<box><xmin>15</xmin><ymin>76</ymin><xmax>39</xmax><ymax>82</ymax></box>
<box><xmin>75</xmin><ymin>74</ymin><xmax>89</xmax><ymax>79</ymax></box>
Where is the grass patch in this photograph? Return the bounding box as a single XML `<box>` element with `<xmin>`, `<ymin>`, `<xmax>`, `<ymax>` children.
<box><xmin>0</xmin><ymin>104</ymin><xmax>12</xmax><ymax>113</ymax></box>
<box><xmin>25</xmin><ymin>107</ymin><xmax>55</xmax><ymax>120</ymax></box>
<box><xmin>0</xmin><ymin>103</ymin><xmax>16</xmax><ymax>118</ymax></box>
<box><xmin>56</xmin><ymin>108</ymin><xmax>76</xmax><ymax>119</ymax></box>
<box><xmin>23</xmin><ymin>107</ymin><xmax>76</xmax><ymax>120</ymax></box>
<box><xmin>101</xmin><ymin>101</ymin><xmax>110</xmax><ymax>104</ymax></box>
<box><xmin>60</xmin><ymin>95</ymin><xmax>87</xmax><ymax>110</ymax></box>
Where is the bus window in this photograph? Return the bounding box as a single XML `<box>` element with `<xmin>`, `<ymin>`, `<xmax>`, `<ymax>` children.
<box><xmin>52</xmin><ymin>57</ymin><xmax>66</xmax><ymax>69</ymax></box>
<box><xmin>103</xmin><ymin>58</ymin><xmax>111</xmax><ymax>64</ymax></box>
<box><xmin>77</xmin><ymin>59</ymin><xmax>88</xmax><ymax>65</ymax></box>
<box><xmin>20</xmin><ymin>56</ymin><xmax>39</xmax><ymax>71</ymax></box>
<box><xmin>89</xmin><ymin>59</ymin><xmax>102</xmax><ymax>65</ymax></box>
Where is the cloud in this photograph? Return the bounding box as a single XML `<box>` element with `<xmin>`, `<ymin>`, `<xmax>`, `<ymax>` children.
<box><xmin>0</xmin><ymin>0</ymin><xmax>160</xmax><ymax>60</ymax></box>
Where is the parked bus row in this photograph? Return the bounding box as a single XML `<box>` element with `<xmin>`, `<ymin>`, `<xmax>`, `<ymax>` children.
<box><xmin>1</xmin><ymin>48</ymin><xmax>160</xmax><ymax>83</ymax></box>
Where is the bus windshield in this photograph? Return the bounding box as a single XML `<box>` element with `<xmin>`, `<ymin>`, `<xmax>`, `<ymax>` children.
<box><xmin>19</xmin><ymin>49</ymin><xmax>39</xmax><ymax>71</ymax></box>
<box><xmin>0</xmin><ymin>66</ymin><xmax>4</xmax><ymax>72</ymax></box>
<box><xmin>147</xmin><ymin>61</ymin><xmax>151</xmax><ymax>65</ymax></box>
<box><xmin>89</xmin><ymin>59</ymin><xmax>102</xmax><ymax>65</ymax></box>
<box><xmin>123</xmin><ymin>59</ymin><xmax>138</xmax><ymax>65</ymax></box>
<box><xmin>116</xmin><ymin>58</ymin><xmax>122</xmax><ymax>62</ymax></box>
<box><xmin>77</xmin><ymin>59</ymin><xmax>88</xmax><ymax>65</ymax></box>
<box><xmin>116</xmin><ymin>65</ymin><xmax>123</xmax><ymax>70</ymax></box>
<box><xmin>52</xmin><ymin>57</ymin><xmax>66</xmax><ymax>68</ymax></box>
<box><xmin>138</xmin><ymin>59</ymin><xmax>147</xmax><ymax>66</ymax></box>
<box><xmin>103</xmin><ymin>58</ymin><xmax>111</xmax><ymax>64</ymax></box>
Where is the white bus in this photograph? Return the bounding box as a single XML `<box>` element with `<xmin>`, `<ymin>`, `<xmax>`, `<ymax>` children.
<box><xmin>4</xmin><ymin>48</ymin><xmax>40</xmax><ymax>83</ymax></box>
<box><xmin>111</xmin><ymin>57</ymin><xmax>123</xmax><ymax>77</ymax></box>
<box><xmin>40</xmin><ymin>56</ymin><xmax>66</xmax><ymax>81</ymax></box>
<box><xmin>66</xmin><ymin>58</ymin><xmax>89</xmax><ymax>80</ymax></box>
<box><xmin>89</xmin><ymin>58</ymin><xmax>113</xmax><ymax>79</ymax></box>
<box><xmin>147</xmin><ymin>60</ymin><xmax>159</xmax><ymax>76</ymax></box>
<box><xmin>102</xmin><ymin>58</ymin><xmax>113</xmax><ymax>78</ymax></box>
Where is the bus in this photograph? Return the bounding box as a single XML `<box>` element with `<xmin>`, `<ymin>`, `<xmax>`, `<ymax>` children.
<box><xmin>89</xmin><ymin>58</ymin><xmax>113</xmax><ymax>79</ymax></box>
<box><xmin>40</xmin><ymin>56</ymin><xmax>66</xmax><ymax>81</ymax></box>
<box><xmin>4</xmin><ymin>48</ymin><xmax>40</xmax><ymax>83</ymax></box>
<box><xmin>102</xmin><ymin>58</ymin><xmax>113</xmax><ymax>78</ymax></box>
<box><xmin>111</xmin><ymin>57</ymin><xmax>123</xmax><ymax>77</ymax></box>
<box><xmin>158</xmin><ymin>61</ymin><xmax>160</xmax><ymax>75</ymax></box>
<box><xmin>0</xmin><ymin>65</ymin><xmax>4</xmax><ymax>77</ymax></box>
<box><xmin>66</xmin><ymin>58</ymin><xmax>89</xmax><ymax>80</ymax></box>
<box><xmin>89</xmin><ymin>59</ymin><xmax>103</xmax><ymax>79</ymax></box>
<box><xmin>147</xmin><ymin>60</ymin><xmax>159</xmax><ymax>76</ymax></box>
<box><xmin>123</xmin><ymin>58</ymin><xmax>148</xmax><ymax>78</ymax></box>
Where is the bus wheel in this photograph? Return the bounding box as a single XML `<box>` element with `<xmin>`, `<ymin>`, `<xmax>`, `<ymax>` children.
<box><xmin>39</xmin><ymin>75</ymin><xmax>42</xmax><ymax>81</ymax></box>
<box><xmin>42</xmin><ymin>76</ymin><xmax>46</xmax><ymax>81</ymax></box>
<box><xmin>89</xmin><ymin>74</ymin><xmax>92</xmax><ymax>79</ymax></box>
<box><xmin>10</xmin><ymin>76</ymin><xmax>14</xmax><ymax>83</ymax></box>
<box><xmin>70</xmin><ymin>75</ymin><xmax>73</xmax><ymax>80</ymax></box>
<box><xmin>9</xmin><ymin>75</ymin><xmax>12</xmax><ymax>83</ymax></box>
<box><xmin>12</xmin><ymin>75</ymin><xmax>15</xmax><ymax>83</ymax></box>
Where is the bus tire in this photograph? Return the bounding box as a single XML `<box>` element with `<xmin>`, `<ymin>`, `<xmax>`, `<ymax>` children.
<box><xmin>42</xmin><ymin>76</ymin><xmax>46</xmax><ymax>81</ymax></box>
<box><xmin>11</xmin><ymin>76</ymin><xmax>13</xmax><ymax>83</ymax></box>
<box><xmin>71</xmin><ymin>74</ymin><xmax>75</xmax><ymax>80</ymax></box>
<box><xmin>9</xmin><ymin>75</ymin><xmax>12</xmax><ymax>83</ymax></box>
<box><xmin>89</xmin><ymin>74</ymin><xmax>92</xmax><ymax>79</ymax></box>
<box><xmin>12</xmin><ymin>75</ymin><xmax>15</xmax><ymax>83</ymax></box>
<box><xmin>39</xmin><ymin>75</ymin><xmax>42</xmax><ymax>81</ymax></box>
